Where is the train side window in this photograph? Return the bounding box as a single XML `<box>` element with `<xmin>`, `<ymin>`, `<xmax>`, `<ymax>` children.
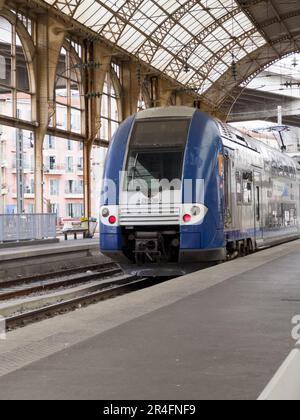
<box><xmin>256</xmin><ymin>186</ymin><xmax>260</xmax><ymax>221</ymax></box>
<box><xmin>279</xmin><ymin>164</ymin><xmax>284</xmax><ymax>177</ymax></box>
<box><xmin>242</xmin><ymin>171</ymin><xmax>253</xmax><ymax>205</ymax></box>
<box><xmin>271</xmin><ymin>160</ymin><xmax>277</xmax><ymax>176</ymax></box>
<box><xmin>236</xmin><ymin>171</ymin><xmax>242</xmax><ymax>204</ymax></box>
<box><xmin>284</xmin><ymin>165</ymin><xmax>289</xmax><ymax>177</ymax></box>
<box><xmin>264</xmin><ymin>160</ymin><xmax>271</xmax><ymax>173</ymax></box>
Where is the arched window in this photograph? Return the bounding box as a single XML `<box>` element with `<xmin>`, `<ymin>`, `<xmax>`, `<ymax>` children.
<box><xmin>53</xmin><ymin>43</ymin><xmax>83</xmax><ymax>134</ymax></box>
<box><xmin>0</xmin><ymin>16</ymin><xmax>32</xmax><ymax>121</ymax></box>
<box><xmin>100</xmin><ymin>69</ymin><xmax>120</xmax><ymax>143</ymax></box>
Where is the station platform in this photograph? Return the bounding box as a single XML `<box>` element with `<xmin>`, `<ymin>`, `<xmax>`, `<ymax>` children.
<box><xmin>0</xmin><ymin>236</ymin><xmax>100</xmax><ymax>262</ymax></box>
<box><xmin>0</xmin><ymin>240</ymin><xmax>300</xmax><ymax>400</ymax></box>
<box><xmin>0</xmin><ymin>236</ymin><xmax>108</xmax><ymax>282</ymax></box>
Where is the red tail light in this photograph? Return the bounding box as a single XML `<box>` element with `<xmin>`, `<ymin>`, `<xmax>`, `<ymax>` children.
<box><xmin>183</xmin><ymin>214</ymin><xmax>192</xmax><ymax>223</ymax></box>
<box><xmin>108</xmin><ymin>215</ymin><xmax>117</xmax><ymax>225</ymax></box>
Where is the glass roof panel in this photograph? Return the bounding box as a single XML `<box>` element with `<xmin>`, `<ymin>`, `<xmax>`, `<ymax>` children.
<box><xmin>45</xmin><ymin>0</ymin><xmax>267</xmax><ymax>93</ymax></box>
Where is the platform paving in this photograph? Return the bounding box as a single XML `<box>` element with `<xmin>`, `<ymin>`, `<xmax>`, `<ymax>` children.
<box><xmin>0</xmin><ymin>237</ymin><xmax>100</xmax><ymax>262</ymax></box>
<box><xmin>0</xmin><ymin>241</ymin><xmax>299</xmax><ymax>400</ymax></box>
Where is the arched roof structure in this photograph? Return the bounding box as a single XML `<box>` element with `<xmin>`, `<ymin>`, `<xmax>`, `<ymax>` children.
<box><xmin>28</xmin><ymin>1</ymin><xmax>300</xmax><ymax>109</ymax></box>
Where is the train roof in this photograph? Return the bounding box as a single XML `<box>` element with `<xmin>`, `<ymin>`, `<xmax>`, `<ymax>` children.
<box><xmin>134</xmin><ymin>106</ymin><xmax>299</xmax><ymax>170</ymax></box>
<box><xmin>136</xmin><ymin>106</ymin><xmax>196</xmax><ymax>120</ymax></box>
<box><xmin>217</xmin><ymin>120</ymin><xmax>299</xmax><ymax>167</ymax></box>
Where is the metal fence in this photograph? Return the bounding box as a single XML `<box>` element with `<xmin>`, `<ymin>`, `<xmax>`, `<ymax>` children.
<box><xmin>0</xmin><ymin>214</ymin><xmax>57</xmax><ymax>243</ymax></box>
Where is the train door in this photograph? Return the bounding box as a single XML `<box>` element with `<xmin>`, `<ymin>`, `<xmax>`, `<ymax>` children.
<box><xmin>254</xmin><ymin>171</ymin><xmax>263</xmax><ymax>245</ymax></box>
<box><xmin>224</xmin><ymin>152</ymin><xmax>232</xmax><ymax>230</ymax></box>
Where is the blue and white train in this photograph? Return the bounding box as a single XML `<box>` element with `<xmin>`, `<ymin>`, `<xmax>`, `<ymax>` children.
<box><xmin>100</xmin><ymin>107</ymin><xmax>300</xmax><ymax>275</ymax></box>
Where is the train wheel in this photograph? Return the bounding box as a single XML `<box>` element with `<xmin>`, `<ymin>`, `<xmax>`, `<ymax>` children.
<box><xmin>247</xmin><ymin>239</ymin><xmax>254</xmax><ymax>254</ymax></box>
<box><xmin>238</xmin><ymin>241</ymin><xmax>246</xmax><ymax>257</ymax></box>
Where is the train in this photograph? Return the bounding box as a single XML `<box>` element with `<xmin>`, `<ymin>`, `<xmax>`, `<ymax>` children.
<box><xmin>100</xmin><ymin>106</ymin><xmax>300</xmax><ymax>276</ymax></box>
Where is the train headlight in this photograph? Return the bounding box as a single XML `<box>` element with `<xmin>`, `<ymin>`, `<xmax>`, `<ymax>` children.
<box><xmin>191</xmin><ymin>206</ymin><xmax>201</xmax><ymax>216</ymax></box>
<box><xmin>102</xmin><ymin>208</ymin><xmax>110</xmax><ymax>218</ymax></box>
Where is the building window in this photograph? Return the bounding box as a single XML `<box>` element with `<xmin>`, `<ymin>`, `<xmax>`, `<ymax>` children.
<box><xmin>49</xmin><ymin>136</ymin><xmax>55</xmax><ymax>149</ymax></box>
<box><xmin>42</xmin><ymin>136</ymin><xmax>83</xmax><ymax>220</ymax></box>
<box><xmin>66</xmin><ymin>156</ymin><xmax>73</xmax><ymax>172</ymax></box>
<box><xmin>50</xmin><ymin>203</ymin><xmax>59</xmax><ymax>214</ymax></box>
<box><xmin>0</xmin><ymin>16</ymin><xmax>32</xmax><ymax>121</ymax></box>
<box><xmin>54</xmin><ymin>44</ymin><xmax>83</xmax><ymax>134</ymax></box>
<box><xmin>50</xmin><ymin>179</ymin><xmax>59</xmax><ymax>196</ymax></box>
<box><xmin>27</xmin><ymin>204</ymin><xmax>34</xmax><ymax>213</ymax></box>
<box><xmin>66</xmin><ymin>203</ymin><xmax>83</xmax><ymax>218</ymax></box>
<box><xmin>78</xmin><ymin>157</ymin><xmax>83</xmax><ymax>170</ymax></box>
<box><xmin>100</xmin><ymin>71</ymin><xmax>120</xmax><ymax>142</ymax></box>
<box><xmin>49</xmin><ymin>156</ymin><xmax>56</xmax><ymax>170</ymax></box>
<box><xmin>65</xmin><ymin>180</ymin><xmax>83</xmax><ymax>194</ymax></box>
<box><xmin>45</xmin><ymin>135</ymin><xmax>55</xmax><ymax>150</ymax></box>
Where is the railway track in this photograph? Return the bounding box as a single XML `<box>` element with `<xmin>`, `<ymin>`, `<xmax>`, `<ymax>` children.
<box><xmin>4</xmin><ymin>276</ymin><xmax>160</xmax><ymax>330</ymax></box>
<box><xmin>0</xmin><ymin>262</ymin><xmax>162</xmax><ymax>330</ymax></box>
<box><xmin>0</xmin><ymin>262</ymin><xmax>121</xmax><ymax>301</ymax></box>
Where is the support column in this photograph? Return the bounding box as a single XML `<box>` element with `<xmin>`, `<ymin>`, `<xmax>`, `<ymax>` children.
<box><xmin>83</xmin><ymin>141</ymin><xmax>93</xmax><ymax>219</ymax></box>
<box><xmin>34</xmin><ymin>16</ymin><xmax>65</xmax><ymax>213</ymax></box>
<box><xmin>83</xmin><ymin>43</ymin><xmax>111</xmax><ymax>219</ymax></box>
<box><xmin>157</xmin><ymin>78</ymin><xmax>173</xmax><ymax>107</ymax></box>
<box><xmin>175</xmin><ymin>91</ymin><xmax>195</xmax><ymax>107</ymax></box>
<box><xmin>122</xmin><ymin>61</ymin><xmax>140</xmax><ymax>119</ymax></box>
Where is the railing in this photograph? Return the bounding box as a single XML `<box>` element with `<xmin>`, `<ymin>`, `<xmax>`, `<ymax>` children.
<box><xmin>43</xmin><ymin>165</ymin><xmax>65</xmax><ymax>172</ymax></box>
<box><xmin>0</xmin><ymin>214</ymin><xmax>57</xmax><ymax>243</ymax></box>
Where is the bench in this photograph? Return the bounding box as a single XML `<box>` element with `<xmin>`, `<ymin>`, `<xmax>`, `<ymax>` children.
<box><xmin>62</xmin><ymin>218</ymin><xmax>98</xmax><ymax>240</ymax></box>
<box><xmin>63</xmin><ymin>228</ymin><xmax>89</xmax><ymax>240</ymax></box>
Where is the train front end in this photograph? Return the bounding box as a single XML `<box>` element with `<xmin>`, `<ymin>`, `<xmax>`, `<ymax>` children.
<box><xmin>100</xmin><ymin>107</ymin><xmax>226</xmax><ymax>276</ymax></box>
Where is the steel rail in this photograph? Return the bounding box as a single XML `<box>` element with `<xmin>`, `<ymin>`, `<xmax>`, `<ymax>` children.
<box><xmin>5</xmin><ymin>276</ymin><xmax>161</xmax><ymax>330</ymax></box>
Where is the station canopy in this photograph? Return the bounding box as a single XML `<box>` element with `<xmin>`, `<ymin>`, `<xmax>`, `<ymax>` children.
<box><xmin>46</xmin><ymin>0</ymin><xmax>266</xmax><ymax>93</ymax></box>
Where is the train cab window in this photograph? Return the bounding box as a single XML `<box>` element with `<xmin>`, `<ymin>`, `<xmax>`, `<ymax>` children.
<box><xmin>130</xmin><ymin>119</ymin><xmax>190</xmax><ymax>148</ymax></box>
<box><xmin>125</xmin><ymin>119</ymin><xmax>190</xmax><ymax>192</ymax></box>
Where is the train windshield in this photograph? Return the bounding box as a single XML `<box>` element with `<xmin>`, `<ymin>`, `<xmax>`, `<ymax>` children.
<box><xmin>125</xmin><ymin>119</ymin><xmax>190</xmax><ymax>193</ymax></box>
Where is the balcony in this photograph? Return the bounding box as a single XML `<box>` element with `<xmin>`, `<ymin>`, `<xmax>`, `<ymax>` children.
<box><xmin>11</xmin><ymin>164</ymin><xmax>34</xmax><ymax>174</ymax></box>
<box><xmin>65</xmin><ymin>190</ymin><xmax>84</xmax><ymax>199</ymax></box>
<box><xmin>44</xmin><ymin>165</ymin><xmax>65</xmax><ymax>175</ymax></box>
<box><xmin>11</xmin><ymin>191</ymin><xmax>35</xmax><ymax>199</ymax></box>
<box><xmin>77</xmin><ymin>165</ymin><xmax>84</xmax><ymax>175</ymax></box>
<box><xmin>25</xmin><ymin>193</ymin><xmax>35</xmax><ymax>199</ymax></box>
